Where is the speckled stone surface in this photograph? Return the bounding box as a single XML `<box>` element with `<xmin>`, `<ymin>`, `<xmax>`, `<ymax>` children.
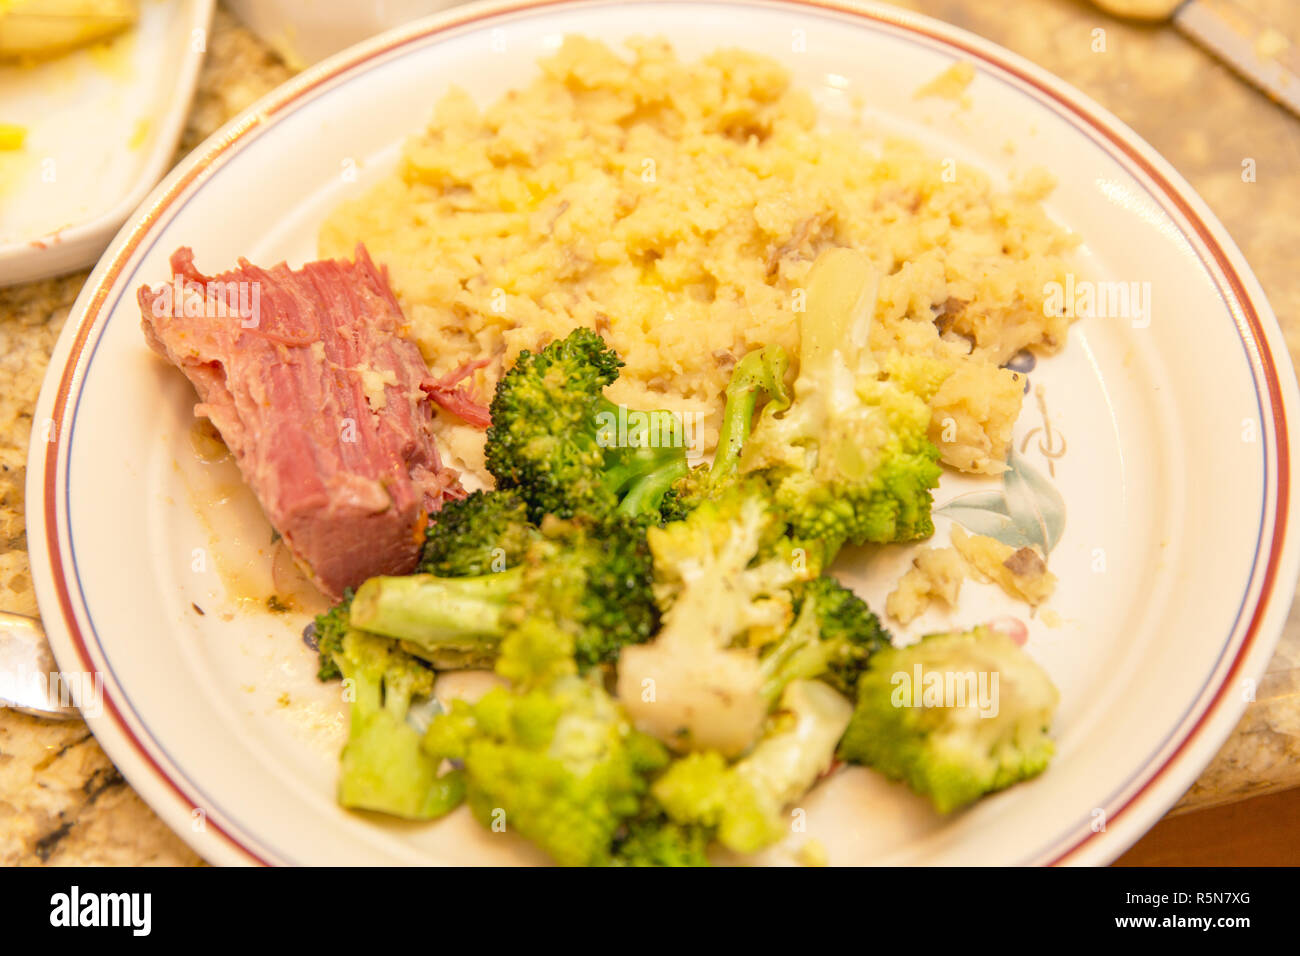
<box><xmin>0</xmin><ymin>0</ymin><xmax>1296</xmax><ymax>864</ymax></box>
<box><xmin>0</xmin><ymin>6</ymin><xmax>290</xmax><ymax>867</ymax></box>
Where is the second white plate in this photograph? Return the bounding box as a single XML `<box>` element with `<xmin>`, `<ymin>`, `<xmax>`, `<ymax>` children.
<box><xmin>0</xmin><ymin>0</ymin><xmax>213</xmax><ymax>285</ymax></box>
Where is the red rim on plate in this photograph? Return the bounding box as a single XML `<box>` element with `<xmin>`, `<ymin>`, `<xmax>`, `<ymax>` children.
<box><xmin>31</xmin><ymin>0</ymin><xmax>1296</xmax><ymax>866</ymax></box>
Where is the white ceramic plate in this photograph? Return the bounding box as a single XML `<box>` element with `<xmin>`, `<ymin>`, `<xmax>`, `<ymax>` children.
<box><xmin>0</xmin><ymin>0</ymin><xmax>213</xmax><ymax>286</ymax></box>
<box><xmin>27</xmin><ymin>0</ymin><xmax>1300</xmax><ymax>865</ymax></box>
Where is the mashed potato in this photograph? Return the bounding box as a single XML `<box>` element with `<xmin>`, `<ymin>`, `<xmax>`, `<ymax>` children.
<box><xmin>885</xmin><ymin>528</ymin><xmax>1058</xmax><ymax>624</ymax></box>
<box><xmin>885</xmin><ymin>546</ymin><xmax>967</xmax><ymax>624</ymax></box>
<box><xmin>950</xmin><ymin>526</ymin><xmax>1058</xmax><ymax>607</ymax></box>
<box><xmin>320</xmin><ymin>36</ymin><xmax>1076</xmax><ymax>478</ymax></box>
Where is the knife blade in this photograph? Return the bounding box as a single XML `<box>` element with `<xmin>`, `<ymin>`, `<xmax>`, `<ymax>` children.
<box><xmin>1090</xmin><ymin>0</ymin><xmax>1300</xmax><ymax>118</ymax></box>
<box><xmin>1173</xmin><ymin>0</ymin><xmax>1300</xmax><ymax>117</ymax></box>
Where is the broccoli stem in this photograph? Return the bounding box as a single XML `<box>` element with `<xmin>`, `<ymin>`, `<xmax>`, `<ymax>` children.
<box><xmin>349</xmin><ymin>567</ymin><xmax>523</xmax><ymax>655</ymax></box>
<box><xmin>616</xmin><ymin>458</ymin><xmax>689</xmax><ymax>518</ymax></box>
<box><xmin>729</xmin><ymin>680</ymin><xmax>853</xmax><ymax>832</ymax></box>
<box><xmin>757</xmin><ymin>601</ymin><xmax>832</xmax><ymax>705</ymax></box>
<box><xmin>334</xmin><ymin>632</ymin><xmax>466</xmax><ymax>820</ymax></box>
<box><xmin>713</xmin><ymin>346</ymin><xmax>789</xmax><ymax>480</ymax></box>
<box><xmin>594</xmin><ymin>395</ymin><xmax>692</xmax><ymax>517</ymax></box>
<box><xmin>339</xmin><ymin>722</ymin><xmax>466</xmax><ymax>819</ymax></box>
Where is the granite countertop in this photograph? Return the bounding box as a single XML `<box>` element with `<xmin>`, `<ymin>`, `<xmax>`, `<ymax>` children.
<box><xmin>0</xmin><ymin>0</ymin><xmax>1297</xmax><ymax>865</ymax></box>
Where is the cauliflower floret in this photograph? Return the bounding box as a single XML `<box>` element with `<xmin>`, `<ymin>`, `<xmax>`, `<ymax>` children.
<box><xmin>617</xmin><ymin>485</ymin><xmax>805</xmax><ymax>757</ymax></box>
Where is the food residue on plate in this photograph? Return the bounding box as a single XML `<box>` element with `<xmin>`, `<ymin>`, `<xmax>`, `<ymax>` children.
<box><xmin>950</xmin><ymin>525</ymin><xmax>1058</xmax><ymax>608</ymax></box>
<box><xmin>177</xmin><ymin>417</ymin><xmax>327</xmax><ymax>618</ymax></box>
<box><xmin>913</xmin><ymin>60</ymin><xmax>975</xmax><ymax>106</ymax></box>
<box><xmin>127</xmin><ymin>115</ymin><xmax>149</xmax><ymax>150</ymax></box>
<box><xmin>0</xmin><ymin>0</ymin><xmax>138</xmax><ymax>61</ymax></box>
<box><xmin>886</xmin><ymin>528</ymin><xmax>1059</xmax><ymax>625</ymax></box>
<box><xmin>885</xmin><ymin>545</ymin><xmax>968</xmax><ymax>624</ymax></box>
<box><xmin>0</xmin><ymin>123</ymin><xmax>25</xmax><ymax>150</ymax></box>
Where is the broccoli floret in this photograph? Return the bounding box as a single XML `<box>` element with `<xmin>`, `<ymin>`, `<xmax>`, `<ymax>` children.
<box><xmin>485</xmin><ymin>328</ymin><xmax>690</xmax><ymax>524</ymax></box>
<box><xmin>838</xmin><ymin>625</ymin><xmax>1059</xmax><ymax>813</ymax></box>
<box><xmin>512</xmin><ymin>514</ymin><xmax>659</xmax><ymax>670</ymax></box>
<box><xmin>616</xmin><ymin>483</ymin><xmax>809</xmax><ymax>757</ymax></box>
<box><xmin>759</xmin><ymin>575</ymin><xmax>892</xmax><ymax>701</ymax></box>
<box><xmin>652</xmin><ymin>680</ymin><xmax>853</xmax><ymax>854</ymax></box>
<box><xmin>804</xmin><ymin>576</ymin><xmax>891</xmax><ymax>694</ymax></box>
<box><xmin>349</xmin><ymin>567</ymin><xmax>517</xmax><ymax>670</ymax></box>
<box><xmin>333</xmin><ymin>630</ymin><xmax>465</xmax><ymax>820</ymax></box>
<box><xmin>352</xmin><ymin>514</ymin><xmax>657</xmax><ymax>673</ymax></box>
<box><xmin>422</xmin><ymin>621</ymin><xmax>669</xmax><ymax>866</ymax></box>
<box><xmin>423</xmin><ymin>682</ymin><xmax>666</xmax><ymax>866</ymax></box>
<box><xmin>420</xmin><ymin>489</ymin><xmax>535</xmax><ymax>577</ymax></box>
<box><xmin>739</xmin><ymin>248</ymin><xmax>942</xmax><ymax>558</ymax></box>
<box><xmin>662</xmin><ymin>345</ymin><xmax>790</xmax><ymax>523</ymax></box>
<box><xmin>313</xmin><ymin>588</ymin><xmax>354</xmax><ymax>681</ymax></box>
<box><xmin>610</xmin><ymin>815</ymin><xmax>712</xmax><ymax>867</ymax></box>
<box><xmin>649</xmin><ymin>751</ymin><xmax>779</xmax><ymax>855</ymax></box>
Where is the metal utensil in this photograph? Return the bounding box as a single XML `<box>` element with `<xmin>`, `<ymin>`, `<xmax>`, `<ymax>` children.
<box><xmin>0</xmin><ymin>611</ymin><xmax>80</xmax><ymax>719</ymax></box>
<box><xmin>1091</xmin><ymin>0</ymin><xmax>1300</xmax><ymax>118</ymax></box>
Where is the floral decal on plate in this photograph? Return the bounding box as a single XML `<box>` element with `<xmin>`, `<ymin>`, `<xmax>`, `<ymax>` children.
<box><xmin>936</xmin><ymin>446</ymin><xmax>1066</xmax><ymax>555</ymax></box>
<box><xmin>1003</xmin><ymin>348</ymin><xmax>1036</xmax><ymax>394</ymax></box>
<box><xmin>1019</xmin><ymin>386</ymin><xmax>1066</xmax><ymax>477</ymax></box>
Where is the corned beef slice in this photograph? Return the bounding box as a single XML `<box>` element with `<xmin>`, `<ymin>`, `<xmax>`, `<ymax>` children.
<box><xmin>139</xmin><ymin>245</ymin><xmax>463</xmax><ymax>599</ymax></box>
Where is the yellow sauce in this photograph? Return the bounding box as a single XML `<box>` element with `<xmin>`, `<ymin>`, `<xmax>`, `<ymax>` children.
<box><xmin>0</xmin><ymin>124</ymin><xmax>25</xmax><ymax>150</ymax></box>
<box><xmin>126</xmin><ymin>115</ymin><xmax>149</xmax><ymax>150</ymax></box>
<box><xmin>179</xmin><ymin>418</ymin><xmax>329</xmax><ymax>617</ymax></box>
<box><xmin>0</xmin><ymin>147</ymin><xmax>35</xmax><ymax>200</ymax></box>
<box><xmin>0</xmin><ymin>0</ymin><xmax>138</xmax><ymax>60</ymax></box>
